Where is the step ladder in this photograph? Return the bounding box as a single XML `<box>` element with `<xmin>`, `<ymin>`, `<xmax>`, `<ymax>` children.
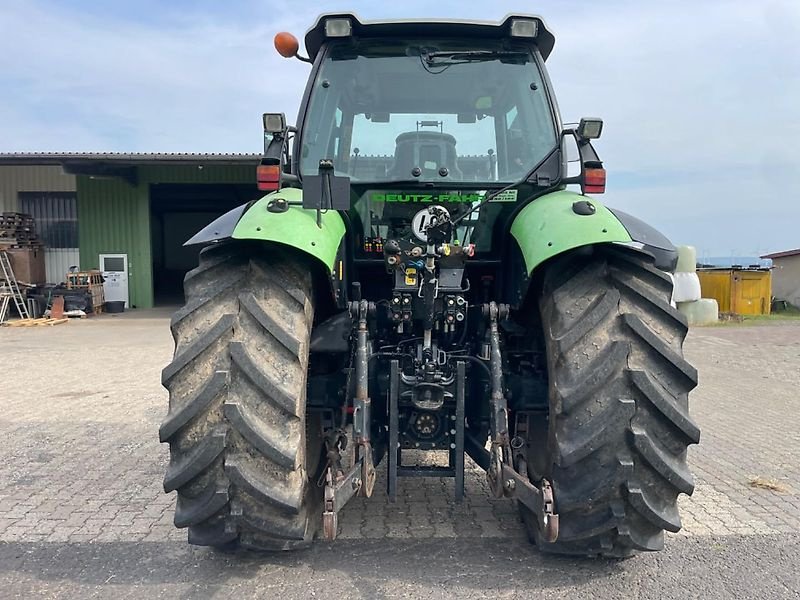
<box><xmin>0</xmin><ymin>250</ymin><xmax>30</xmax><ymax>322</ymax></box>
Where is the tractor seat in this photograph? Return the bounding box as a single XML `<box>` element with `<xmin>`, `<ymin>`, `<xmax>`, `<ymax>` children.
<box><xmin>389</xmin><ymin>131</ymin><xmax>463</xmax><ymax>180</ymax></box>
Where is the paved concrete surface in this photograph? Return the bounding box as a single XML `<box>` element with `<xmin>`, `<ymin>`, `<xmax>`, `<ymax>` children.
<box><xmin>1</xmin><ymin>314</ymin><xmax>799</xmax><ymax>598</ymax></box>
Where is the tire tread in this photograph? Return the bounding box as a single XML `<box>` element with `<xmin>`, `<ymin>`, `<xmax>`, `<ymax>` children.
<box><xmin>524</xmin><ymin>247</ymin><xmax>699</xmax><ymax>557</ymax></box>
<box><xmin>160</xmin><ymin>243</ymin><xmax>319</xmax><ymax>551</ymax></box>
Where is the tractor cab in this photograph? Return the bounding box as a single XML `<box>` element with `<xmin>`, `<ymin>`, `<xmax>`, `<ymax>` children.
<box><xmin>269</xmin><ymin>15</ymin><xmax>572</xmax><ymax>301</ymax></box>
<box><xmin>254</xmin><ymin>14</ymin><xmax>611</xmax><ymax>278</ymax></box>
<box><xmin>292</xmin><ymin>18</ymin><xmax>560</xmax><ymax>200</ymax></box>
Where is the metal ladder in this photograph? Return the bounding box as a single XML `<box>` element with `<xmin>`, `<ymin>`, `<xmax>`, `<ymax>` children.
<box><xmin>0</xmin><ymin>250</ymin><xmax>30</xmax><ymax>321</ymax></box>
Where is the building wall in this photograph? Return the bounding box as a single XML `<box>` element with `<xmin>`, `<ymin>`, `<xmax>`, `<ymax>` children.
<box><xmin>77</xmin><ymin>176</ymin><xmax>153</xmax><ymax>308</ymax></box>
<box><xmin>771</xmin><ymin>255</ymin><xmax>800</xmax><ymax>308</ymax></box>
<box><xmin>143</xmin><ymin>164</ymin><xmax>254</xmax><ymax>185</ymax></box>
<box><xmin>77</xmin><ymin>164</ymin><xmax>254</xmax><ymax>309</ymax></box>
<box><xmin>1</xmin><ymin>167</ymin><xmax>79</xmax><ymax>283</ymax></box>
<box><xmin>698</xmin><ymin>270</ymin><xmax>733</xmax><ymax>312</ymax></box>
<box><xmin>0</xmin><ymin>166</ymin><xmax>76</xmax><ymax>212</ymax></box>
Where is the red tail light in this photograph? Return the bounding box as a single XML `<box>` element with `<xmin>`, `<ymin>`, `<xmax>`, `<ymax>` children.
<box><xmin>257</xmin><ymin>164</ymin><xmax>281</xmax><ymax>191</ymax></box>
<box><xmin>583</xmin><ymin>167</ymin><xmax>606</xmax><ymax>194</ymax></box>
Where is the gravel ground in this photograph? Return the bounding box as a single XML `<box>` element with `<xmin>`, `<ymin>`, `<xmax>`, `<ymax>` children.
<box><xmin>0</xmin><ymin>313</ymin><xmax>798</xmax><ymax>599</ymax></box>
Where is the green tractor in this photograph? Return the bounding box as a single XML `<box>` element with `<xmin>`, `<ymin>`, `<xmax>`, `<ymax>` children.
<box><xmin>160</xmin><ymin>13</ymin><xmax>699</xmax><ymax>557</ymax></box>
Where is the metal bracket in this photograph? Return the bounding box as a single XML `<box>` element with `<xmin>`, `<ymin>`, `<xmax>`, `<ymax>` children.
<box><xmin>485</xmin><ymin>302</ymin><xmax>510</xmax><ymax>446</ymax></box>
<box><xmin>483</xmin><ymin>301</ymin><xmax>511</xmax><ymax>499</ymax></box>
<box><xmin>499</xmin><ymin>465</ymin><xmax>559</xmax><ymax>543</ymax></box>
<box><xmin>359</xmin><ymin>442</ymin><xmax>376</xmax><ymax>498</ymax></box>
<box><xmin>470</xmin><ymin>434</ymin><xmax>559</xmax><ymax>542</ymax></box>
<box><xmin>349</xmin><ymin>299</ymin><xmax>376</xmax><ymax>499</ymax></box>
<box><xmin>478</xmin><ymin>302</ymin><xmax>559</xmax><ymax>543</ymax></box>
<box><xmin>322</xmin><ymin>458</ymin><xmax>364</xmax><ymax>541</ymax></box>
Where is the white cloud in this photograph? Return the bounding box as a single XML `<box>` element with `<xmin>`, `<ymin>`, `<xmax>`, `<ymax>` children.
<box><xmin>0</xmin><ymin>0</ymin><xmax>798</xmax><ymax>254</ymax></box>
<box><xmin>0</xmin><ymin>1</ymin><xmax>312</xmax><ymax>151</ymax></box>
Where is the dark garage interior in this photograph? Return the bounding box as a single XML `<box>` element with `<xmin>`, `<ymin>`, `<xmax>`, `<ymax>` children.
<box><xmin>150</xmin><ymin>183</ymin><xmax>260</xmax><ymax>305</ymax></box>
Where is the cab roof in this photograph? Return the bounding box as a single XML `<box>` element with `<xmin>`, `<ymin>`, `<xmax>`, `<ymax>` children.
<box><xmin>304</xmin><ymin>13</ymin><xmax>556</xmax><ymax>63</ymax></box>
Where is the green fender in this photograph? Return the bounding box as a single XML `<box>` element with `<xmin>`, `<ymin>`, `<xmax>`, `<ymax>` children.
<box><xmin>232</xmin><ymin>188</ymin><xmax>346</xmax><ymax>271</ymax></box>
<box><xmin>509</xmin><ymin>190</ymin><xmax>632</xmax><ymax>274</ymax></box>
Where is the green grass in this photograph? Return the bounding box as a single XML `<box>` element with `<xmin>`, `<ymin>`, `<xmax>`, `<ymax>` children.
<box><xmin>701</xmin><ymin>308</ymin><xmax>800</xmax><ymax>326</ymax></box>
<box><xmin>744</xmin><ymin>313</ymin><xmax>800</xmax><ymax>321</ymax></box>
<box><xmin>749</xmin><ymin>304</ymin><xmax>800</xmax><ymax>320</ymax></box>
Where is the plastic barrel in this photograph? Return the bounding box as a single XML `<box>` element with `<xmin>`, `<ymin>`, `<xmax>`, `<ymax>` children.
<box><xmin>105</xmin><ymin>301</ymin><xmax>125</xmax><ymax>313</ymax></box>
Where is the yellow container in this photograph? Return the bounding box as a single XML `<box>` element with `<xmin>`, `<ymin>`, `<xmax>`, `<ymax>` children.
<box><xmin>697</xmin><ymin>269</ymin><xmax>771</xmax><ymax>315</ymax></box>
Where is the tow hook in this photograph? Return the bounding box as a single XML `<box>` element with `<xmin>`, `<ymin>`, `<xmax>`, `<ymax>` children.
<box><xmin>539</xmin><ymin>479</ymin><xmax>559</xmax><ymax>543</ymax></box>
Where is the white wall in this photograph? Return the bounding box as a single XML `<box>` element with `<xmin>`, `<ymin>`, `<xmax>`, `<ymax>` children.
<box><xmin>45</xmin><ymin>249</ymin><xmax>81</xmax><ymax>285</ymax></box>
<box><xmin>771</xmin><ymin>254</ymin><xmax>800</xmax><ymax>308</ymax></box>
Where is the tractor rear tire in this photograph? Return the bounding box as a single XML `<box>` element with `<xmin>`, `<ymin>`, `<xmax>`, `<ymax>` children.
<box><xmin>160</xmin><ymin>242</ymin><xmax>323</xmax><ymax>551</ymax></box>
<box><xmin>520</xmin><ymin>246</ymin><xmax>700</xmax><ymax>557</ymax></box>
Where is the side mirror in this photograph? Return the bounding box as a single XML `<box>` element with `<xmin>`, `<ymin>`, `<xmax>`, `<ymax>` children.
<box><xmin>576</xmin><ymin>118</ymin><xmax>603</xmax><ymax>140</ymax></box>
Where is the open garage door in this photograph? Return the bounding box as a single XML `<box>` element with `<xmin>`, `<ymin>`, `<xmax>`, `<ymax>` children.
<box><xmin>150</xmin><ymin>183</ymin><xmax>260</xmax><ymax>305</ymax></box>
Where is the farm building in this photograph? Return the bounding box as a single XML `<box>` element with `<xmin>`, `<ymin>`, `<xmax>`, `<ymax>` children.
<box><xmin>0</xmin><ymin>153</ymin><xmax>261</xmax><ymax>308</ymax></box>
<box><xmin>696</xmin><ymin>267</ymin><xmax>772</xmax><ymax>316</ymax></box>
<box><xmin>761</xmin><ymin>248</ymin><xmax>800</xmax><ymax>309</ymax></box>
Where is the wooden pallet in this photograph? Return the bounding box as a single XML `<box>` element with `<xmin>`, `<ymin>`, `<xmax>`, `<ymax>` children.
<box><xmin>0</xmin><ymin>233</ymin><xmax>37</xmax><ymax>241</ymax></box>
<box><xmin>0</xmin><ymin>213</ymin><xmax>42</xmax><ymax>247</ymax></box>
<box><xmin>3</xmin><ymin>317</ymin><xmax>68</xmax><ymax>327</ymax></box>
<box><xmin>0</xmin><ymin>213</ymin><xmax>34</xmax><ymax>226</ymax></box>
<box><xmin>0</xmin><ymin>242</ymin><xmax>44</xmax><ymax>249</ymax></box>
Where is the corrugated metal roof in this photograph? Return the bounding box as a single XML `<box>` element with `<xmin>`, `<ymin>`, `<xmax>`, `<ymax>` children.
<box><xmin>0</xmin><ymin>152</ymin><xmax>261</xmax><ymax>166</ymax></box>
<box><xmin>761</xmin><ymin>248</ymin><xmax>800</xmax><ymax>260</ymax></box>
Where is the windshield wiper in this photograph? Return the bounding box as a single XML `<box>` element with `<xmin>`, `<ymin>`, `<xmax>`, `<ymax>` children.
<box><xmin>423</xmin><ymin>50</ymin><xmax>528</xmax><ymax>66</ymax></box>
<box><xmin>451</xmin><ymin>147</ymin><xmax>560</xmax><ymax>227</ymax></box>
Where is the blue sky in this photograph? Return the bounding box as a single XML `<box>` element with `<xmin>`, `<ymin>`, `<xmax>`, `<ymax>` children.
<box><xmin>1</xmin><ymin>0</ymin><xmax>798</xmax><ymax>257</ymax></box>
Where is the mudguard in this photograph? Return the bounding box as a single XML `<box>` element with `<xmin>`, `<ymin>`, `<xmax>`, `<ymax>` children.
<box><xmin>509</xmin><ymin>190</ymin><xmax>677</xmax><ymax>273</ymax></box>
<box><xmin>185</xmin><ymin>188</ymin><xmax>346</xmax><ymax>271</ymax></box>
<box><xmin>606</xmin><ymin>207</ymin><xmax>678</xmax><ymax>271</ymax></box>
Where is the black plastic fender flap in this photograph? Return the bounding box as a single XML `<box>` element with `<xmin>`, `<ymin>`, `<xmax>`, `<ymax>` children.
<box><xmin>184</xmin><ymin>202</ymin><xmax>249</xmax><ymax>247</ymax></box>
<box><xmin>608</xmin><ymin>208</ymin><xmax>678</xmax><ymax>271</ymax></box>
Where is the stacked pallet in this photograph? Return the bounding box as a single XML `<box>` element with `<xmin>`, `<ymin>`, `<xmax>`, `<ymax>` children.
<box><xmin>0</xmin><ymin>213</ymin><xmax>43</xmax><ymax>249</ymax></box>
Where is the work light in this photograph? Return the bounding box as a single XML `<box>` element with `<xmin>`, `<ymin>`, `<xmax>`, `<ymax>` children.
<box><xmin>262</xmin><ymin>113</ymin><xmax>286</xmax><ymax>134</ymax></box>
<box><xmin>577</xmin><ymin>118</ymin><xmax>603</xmax><ymax>140</ymax></box>
<box><xmin>510</xmin><ymin>18</ymin><xmax>537</xmax><ymax>38</ymax></box>
<box><xmin>325</xmin><ymin>18</ymin><xmax>352</xmax><ymax>38</ymax></box>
